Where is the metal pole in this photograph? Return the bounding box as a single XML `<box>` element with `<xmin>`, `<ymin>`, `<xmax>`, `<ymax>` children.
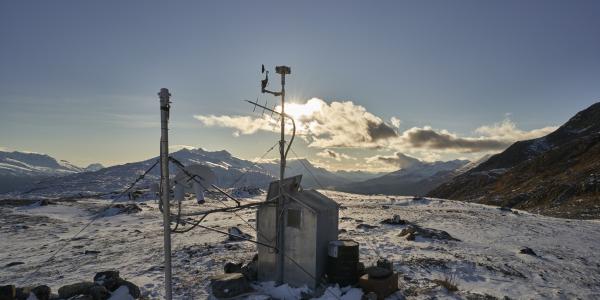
<box><xmin>158</xmin><ymin>88</ymin><xmax>173</xmax><ymax>300</ymax></box>
<box><xmin>277</xmin><ymin>71</ymin><xmax>286</xmax><ymax>283</ymax></box>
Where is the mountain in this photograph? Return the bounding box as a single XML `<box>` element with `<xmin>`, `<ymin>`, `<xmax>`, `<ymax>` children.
<box><xmin>85</xmin><ymin>163</ymin><xmax>105</xmax><ymax>172</ymax></box>
<box><xmin>3</xmin><ymin>148</ymin><xmax>353</xmax><ymax>198</ymax></box>
<box><xmin>0</xmin><ymin>151</ymin><xmax>85</xmax><ymax>193</ymax></box>
<box><xmin>336</xmin><ymin>159</ymin><xmax>469</xmax><ymax>196</ymax></box>
<box><xmin>332</xmin><ymin>170</ymin><xmax>386</xmax><ymax>182</ymax></box>
<box><xmin>259</xmin><ymin>159</ymin><xmax>351</xmax><ymax>188</ymax></box>
<box><xmin>428</xmin><ymin>102</ymin><xmax>600</xmax><ymax>219</ymax></box>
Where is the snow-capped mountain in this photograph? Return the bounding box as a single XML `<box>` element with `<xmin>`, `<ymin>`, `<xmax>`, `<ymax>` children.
<box><xmin>0</xmin><ymin>151</ymin><xmax>83</xmax><ymax>177</ymax></box>
<box><xmin>429</xmin><ymin>101</ymin><xmax>600</xmax><ymax>219</ymax></box>
<box><xmin>0</xmin><ymin>151</ymin><xmax>88</xmax><ymax>193</ymax></box>
<box><xmin>336</xmin><ymin>159</ymin><xmax>469</xmax><ymax>196</ymax></box>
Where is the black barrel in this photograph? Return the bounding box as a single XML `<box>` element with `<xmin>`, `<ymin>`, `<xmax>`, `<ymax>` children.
<box><xmin>326</xmin><ymin>240</ymin><xmax>360</xmax><ymax>286</ymax></box>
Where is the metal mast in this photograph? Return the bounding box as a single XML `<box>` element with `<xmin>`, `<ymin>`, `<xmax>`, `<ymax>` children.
<box><xmin>260</xmin><ymin>65</ymin><xmax>291</xmax><ymax>283</ymax></box>
<box><xmin>158</xmin><ymin>88</ymin><xmax>173</xmax><ymax>300</ymax></box>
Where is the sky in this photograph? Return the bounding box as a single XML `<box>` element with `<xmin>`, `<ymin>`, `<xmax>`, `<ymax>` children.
<box><xmin>1</xmin><ymin>1</ymin><xmax>599</xmax><ymax>171</ymax></box>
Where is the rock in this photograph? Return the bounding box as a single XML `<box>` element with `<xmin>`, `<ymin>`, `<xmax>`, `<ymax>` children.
<box><xmin>227</xmin><ymin>227</ymin><xmax>251</xmax><ymax>241</ymax></box>
<box><xmin>224</xmin><ymin>262</ymin><xmax>242</xmax><ymax>274</ymax></box>
<box><xmin>398</xmin><ymin>225</ymin><xmax>459</xmax><ymax>241</ymax></box>
<box><xmin>519</xmin><ymin>247</ymin><xmax>537</xmax><ymax>256</ymax></box>
<box><xmin>356</xmin><ymin>223</ymin><xmax>378</xmax><ymax>230</ymax></box>
<box><xmin>240</xmin><ymin>256</ymin><xmax>258</xmax><ymax>281</ymax></box>
<box><xmin>38</xmin><ymin>199</ymin><xmax>56</xmax><ymax>206</ymax></box>
<box><xmin>4</xmin><ymin>262</ymin><xmax>24</xmax><ymax>268</ymax></box>
<box><xmin>363</xmin><ymin>292</ymin><xmax>378</xmax><ymax>300</ymax></box>
<box><xmin>94</xmin><ymin>271</ymin><xmax>120</xmax><ymax>291</ymax></box>
<box><xmin>66</xmin><ymin>295</ymin><xmax>92</xmax><ymax>300</ymax></box>
<box><xmin>380</xmin><ymin>215</ymin><xmax>407</xmax><ymax>225</ymax></box>
<box><xmin>84</xmin><ymin>250</ymin><xmax>101</xmax><ymax>255</ymax></box>
<box><xmin>109</xmin><ymin>204</ymin><xmax>142</xmax><ymax>215</ymax></box>
<box><xmin>210</xmin><ymin>273</ymin><xmax>250</xmax><ymax>298</ymax></box>
<box><xmin>115</xmin><ymin>280</ymin><xmax>140</xmax><ymax>299</ymax></box>
<box><xmin>357</xmin><ymin>262</ymin><xmax>366</xmax><ymax>277</ymax></box>
<box><xmin>58</xmin><ymin>282</ymin><xmax>95</xmax><ymax>299</ymax></box>
<box><xmin>0</xmin><ymin>285</ymin><xmax>16</xmax><ymax>300</ymax></box>
<box><xmin>398</xmin><ymin>227</ymin><xmax>416</xmax><ymax>237</ymax></box>
<box><xmin>339</xmin><ymin>229</ymin><xmax>348</xmax><ymax>234</ymax></box>
<box><xmin>88</xmin><ymin>285</ymin><xmax>109</xmax><ymax>300</ymax></box>
<box><xmin>31</xmin><ymin>285</ymin><xmax>51</xmax><ymax>300</ymax></box>
<box><xmin>15</xmin><ymin>286</ymin><xmax>32</xmax><ymax>300</ymax></box>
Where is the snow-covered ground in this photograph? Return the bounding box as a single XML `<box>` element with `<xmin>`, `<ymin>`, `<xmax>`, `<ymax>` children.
<box><xmin>1</xmin><ymin>192</ymin><xmax>599</xmax><ymax>299</ymax></box>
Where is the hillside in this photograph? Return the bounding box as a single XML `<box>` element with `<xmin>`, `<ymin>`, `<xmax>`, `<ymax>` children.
<box><xmin>1</xmin><ymin>193</ymin><xmax>599</xmax><ymax>298</ymax></box>
<box><xmin>429</xmin><ymin>102</ymin><xmax>600</xmax><ymax>219</ymax></box>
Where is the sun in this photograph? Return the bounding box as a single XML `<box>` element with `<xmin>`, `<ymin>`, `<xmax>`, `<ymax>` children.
<box><xmin>276</xmin><ymin>98</ymin><xmax>324</xmax><ymax>120</ymax></box>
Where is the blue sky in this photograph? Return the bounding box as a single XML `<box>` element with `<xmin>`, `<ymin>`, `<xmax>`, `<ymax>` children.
<box><xmin>1</xmin><ymin>1</ymin><xmax>599</xmax><ymax>170</ymax></box>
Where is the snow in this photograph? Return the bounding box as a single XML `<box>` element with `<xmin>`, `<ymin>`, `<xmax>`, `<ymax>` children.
<box><xmin>1</xmin><ymin>191</ymin><xmax>599</xmax><ymax>299</ymax></box>
<box><xmin>108</xmin><ymin>286</ymin><xmax>135</xmax><ymax>300</ymax></box>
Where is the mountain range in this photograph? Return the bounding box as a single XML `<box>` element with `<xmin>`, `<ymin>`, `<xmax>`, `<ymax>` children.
<box><xmin>429</xmin><ymin>102</ymin><xmax>600</xmax><ymax>219</ymax></box>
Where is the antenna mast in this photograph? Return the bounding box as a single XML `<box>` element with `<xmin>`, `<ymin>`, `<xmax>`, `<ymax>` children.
<box><xmin>260</xmin><ymin>65</ymin><xmax>291</xmax><ymax>283</ymax></box>
<box><xmin>158</xmin><ymin>88</ymin><xmax>173</xmax><ymax>300</ymax></box>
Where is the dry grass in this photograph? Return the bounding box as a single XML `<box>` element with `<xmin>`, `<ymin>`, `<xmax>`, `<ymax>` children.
<box><xmin>433</xmin><ymin>272</ymin><xmax>459</xmax><ymax>292</ymax></box>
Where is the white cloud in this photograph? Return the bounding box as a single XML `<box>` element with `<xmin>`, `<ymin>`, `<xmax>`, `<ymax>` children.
<box><xmin>169</xmin><ymin>145</ymin><xmax>197</xmax><ymax>151</ymax></box>
<box><xmin>195</xmin><ymin>98</ymin><xmax>398</xmax><ymax>148</ymax></box>
<box><xmin>475</xmin><ymin>119</ymin><xmax>557</xmax><ymax>141</ymax></box>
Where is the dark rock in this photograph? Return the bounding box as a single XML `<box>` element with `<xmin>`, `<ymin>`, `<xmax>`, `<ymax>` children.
<box><xmin>88</xmin><ymin>285</ymin><xmax>109</xmax><ymax>300</ymax></box>
<box><xmin>356</xmin><ymin>223</ymin><xmax>378</xmax><ymax>230</ymax></box>
<box><xmin>224</xmin><ymin>262</ymin><xmax>243</xmax><ymax>274</ymax></box>
<box><xmin>38</xmin><ymin>199</ymin><xmax>56</xmax><ymax>206</ymax></box>
<box><xmin>210</xmin><ymin>273</ymin><xmax>250</xmax><ymax>298</ymax></box>
<box><xmin>5</xmin><ymin>262</ymin><xmax>24</xmax><ymax>268</ymax></box>
<box><xmin>338</xmin><ymin>229</ymin><xmax>347</xmax><ymax>234</ymax></box>
<box><xmin>363</xmin><ymin>292</ymin><xmax>378</xmax><ymax>300</ymax></box>
<box><xmin>115</xmin><ymin>280</ymin><xmax>140</xmax><ymax>299</ymax></box>
<box><xmin>15</xmin><ymin>286</ymin><xmax>32</xmax><ymax>300</ymax></box>
<box><xmin>31</xmin><ymin>285</ymin><xmax>51</xmax><ymax>300</ymax></box>
<box><xmin>94</xmin><ymin>271</ymin><xmax>120</xmax><ymax>291</ymax></box>
<box><xmin>519</xmin><ymin>247</ymin><xmax>537</xmax><ymax>256</ymax></box>
<box><xmin>357</xmin><ymin>262</ymin><xmax>366</xmax><ymax>277</ymax></box>
<box><xmin>241</xmin><ymin>256</ymin><xmax>258</xmax><ymax>281</ymax></box>
<box><xmin>0</xmin><ymin>285</ymin><xmax>16</xmax><ymax>300</ymax></box>
<box><xmin>380</xmin><ymin>215</ymin><xmax>407</xmax><ymax>225</ymax></box>
<box><xmin>227</xmin><ymin>227</ymin><xmax>251</xmax><ymax>241</ymax></box>
<box><xmin>109</xmin><ymin>204</ymin><xmax>142</xmax><ymax>215</ymax></box>
<box><xmin>398</xmin><ymin>224</ymin><xmax>459</xmax><ymax>241</ymax></box>
<box><xmin>84</xmin><ymin>250</ymin><xmax>101</xmax><ymax>255</ymax></box>
<box><xmin>58</xmin><ymin>282</ymin><xmax>95</xmax><ymax>299</ymax></box>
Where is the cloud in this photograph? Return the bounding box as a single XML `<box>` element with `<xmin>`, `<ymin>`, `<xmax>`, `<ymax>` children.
<box><xmin>316</xmin><ymin>149</ymin><xmax>355</xmax><ymax>161</ymax></box>
<box><xmin>195</xmin><ymin>98</ymin><xmax>398</xmax><ymax>148</ymax></box>
<box><xmin>398</xmin><ymin>126</ymin><xmax>510</xmax><ymax>152</ymax></box>
<box><xmin>194</xmin><ymin>115</ymin><xmax>276</xmax><ymax>136</ymax></box>
<box><xmin>195</xmin><ymin>97</ymin><xmax>557</xmax><ymax>157</ymax></box>
<box><xmin>475</xmin><ymin>119</ymin><xmax>557</xmax><ymax>141</ymax></box>
<box><xmin>366</xmin><ymin>152</ymin><xmax>422</xmax><ymax>169</ymax></box>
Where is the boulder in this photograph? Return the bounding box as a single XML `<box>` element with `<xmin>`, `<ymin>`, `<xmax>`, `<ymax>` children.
<box><xmin>227</xmin><ymin>227</ymin><xmax>251</xmax><ymax>241</ymax></box>
<box><xmin>224</xmin><ymin>262</ymin><xmax>242</xmax><ymax>274</ymax></box>
<box><xmin>31</xmin><ymin>285</ymin><xmax>51</xmax><ymax>300</ymax></box>
<box><xmin>0</xmin><ymin>285</ymin><xmax>16</xmax><ymax>300</ymax></box>
<box><xmin>88</xmin><ymin>285</ymin><xmax>109</xmax><ymax>300</ymax></box>
<box><xmin>93</xmin><ymin>271</ymin><xmax>120</xmax><ymax>291</ymax></box>
<box><xmin>380</xmin><ymin>215</ymin><xmax>406</xmax><ymax>225</ymax></box>
<box><xmin>519</xmin><ymin>247</ymin><xmax>537</xmax><ymax>256</ymax></box>
<box><xmin>58</xmin><ymin>282</ymin><xmax>95</xmax><ymax>299</ymax></box>
<box><xmin>240</xmin><ymin>256</ymin><xmax>258</xmax><ymax>281</ymax></box>
<box><xmin>15</xmin><ymin>287</ymin><xmax>32</xmax><ymax>300</ymax></box>
<box><xmin>115</xmin><ymin>280</ymin><xmax>140</xmax><ymax>299</ymax></box>
<box><xmin>210</xmin><ymin>273</ymin><xmax>250</xmax><ymax>298</ymax></box>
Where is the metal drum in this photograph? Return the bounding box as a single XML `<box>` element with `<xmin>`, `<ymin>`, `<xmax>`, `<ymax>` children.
<box><xmin>326</xmin><ymin>240</ymin><xmax>360</xmax><ymax>286</ymax></box>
